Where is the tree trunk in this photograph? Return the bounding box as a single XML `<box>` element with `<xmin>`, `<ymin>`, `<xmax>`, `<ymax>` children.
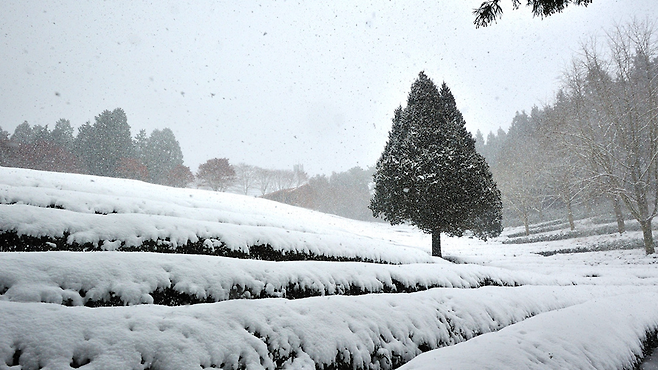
<box><xmin>613</xmin><ymin>197</ymin><xmax>625</xmax><ymax>234</ymax></box>
<box><xmin>567</xmin><ymin>200</ymin><xmax>575</xmax><ymax>231</ymax></box>
<box><xmin>640</xmin><ymin>219</ymin><xmax>655</xmax><ymax>255</ymax></box>
<box><xmin>431</xmin><ymin>232</ymin><xmax>442</xmax><ymax>257</ymax></box>
<box><xmin>523</xmin><ymin>213</ymin><xmax>530</xmax><ymax>236</ymax></box>
<box><xmin>633</xmin><ymin>169</ymin><xmax>653</xmax><ymax>254</ymax></box>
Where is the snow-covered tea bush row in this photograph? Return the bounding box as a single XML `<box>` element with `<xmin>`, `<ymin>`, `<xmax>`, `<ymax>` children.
<box><xmin>0</xmin><ymin>226</ymin><xmax>419</xmax><ymax>264</ymax></box>
<box><xmin>401</xmin><ymin>292</ymin><xmax>658</xmax><ymax>370</ymax></box>
<box><xmin>503</xmin><ymin>227</ymin><xmax>641</xmax><ymax>245</ymax></box>
<box><xmin>503</xmin><ymin>218</ymin><xmax>648</xmax><ymax>245</ymax></box>
<box><xmin>0</xmin><ymin>286</ymin><xmax>636</xmax><ymax>370</ymax></box>
<box><xmin>0</xmin><ymin>167</ymin><xmax>433</xmax><ymax>264</ymax></box>
<box><xmin>536</xmin><ymin>238</ymin><xmax>646</xmax><ymax>257</ymax></box>
<box><xmin>0</xmin><ymin>252</ymin><xmax>567</xmax><ymax>306</ymax></box>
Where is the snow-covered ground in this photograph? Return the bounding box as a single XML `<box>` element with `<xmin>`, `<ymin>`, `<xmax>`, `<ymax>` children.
<box><xmin>400</xmin><ymin>292</ymin><xmax>658</xmax><ymax>370</ymax></box>
<box><xmin>0</xmin><ymin>251</ymin><xmax>569</xmax><ymax>306</ymax></box>
<box><xmin>2</xmin><ymin>167</ymin><xmax>658</xmax><ymax>369</ymax></box>
<box><xmin>0</xmin><ymin>167</ymin><xmax>432</xmax><ymax>263</ymax></box>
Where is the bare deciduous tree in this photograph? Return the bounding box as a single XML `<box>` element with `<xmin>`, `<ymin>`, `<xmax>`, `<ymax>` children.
<box><xmin>563</xmin><ymin>20</ymin><xmax>658</xmax><ymax>254</ymax></box>
<box><xmin>233</xmin><ymin>163</ymin><xmax>256</xmax><ymax>195</ymax></box>
<box><xmin>271</xmin><ymin>169</ymin><xmax>296</xmax><ymax>192</ymax></box>
<box><xmin>255</xmin><ymin>167</ymin><xmax>273</xmax><ymax>195</ymax></box>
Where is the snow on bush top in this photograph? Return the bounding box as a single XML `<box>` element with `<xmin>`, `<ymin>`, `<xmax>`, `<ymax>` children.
<box><xmin>0</xmin><ymin>285</ymin><xmax>640</xmax><ymax>370</ymax></box>
<box><xmin>0</xmin><ymin>251</ymin><xmax>567</xmax><ymax>306</ymax></box>
<box><xmin>401</xmin><ymin>292</ymin><xmax>658</xmax><ymax>370</ymax></box>
<box><xmin>0</xmin><ymin>167</ymin><xmax>433</xmax><ymax>264</ymax></box>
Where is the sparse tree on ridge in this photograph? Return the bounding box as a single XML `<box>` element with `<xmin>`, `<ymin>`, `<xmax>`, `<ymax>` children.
<box><xmin>293</xmin><ymin>164</ymin><xmax>309</xmax><ymax>188</ymax></box>
<box><xmin>166</xmin><ymin>165</ymin><xmax>195</xmax><ymax>188</ymax></box>
<box><xmin>197</xmin><ymin>158</ymin><xmax>236</xmax><ymax>191</ymax></box>
<box><xmin>255</xmin><ymin>167</ymin><xmax>273</xmax><ymax>195</ymax></box>
<box><xmin>271</xmin><ymin>169</ymin><xmax>296</xmax><ymax>192</ymax></box>
<box><xmin>370</xmin><ymin>72</ymin><xmax>503</xmax><ymax>257</ymax></box>
<box><xmin>11</xmin><ymin>139</ymin><xmax>83</xmax><ymax>173</ymax></box>
<box><xmin>233</xmin><ymin>163</ymin><xmax>257</xmax><ymax>195</ymax></box>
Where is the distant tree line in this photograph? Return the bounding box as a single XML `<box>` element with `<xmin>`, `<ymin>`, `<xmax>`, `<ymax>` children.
<box><xmin>0</xmin><ymin>108</ymin><xmax>194</xmax><ymax>188</ymax></box>
<box><xmin>193</xmin><ymin>160</ymin><xmax>377</xmax><ymax>221</ymax></box>
<box><xmin>262</xmin><ymin>166</ymin><xmax>377</xmax><ymax>222</ymax></box>
<box><xmin>0</xmin><ymin>108</ymin><xmax>319</xmax><ymax>198</ymax></box>
<box><xmin>226</xmin><ymin>164</ymin><xmax>308</xmax><ymax>195</ymax></box>
<box><xmin>477</xmin><ymin>21</ymin><xmax>658</xmax><ymax>254</ymax></box>
<box><xmin>307</xmin><ymin>167</ymin><xmax>375</xmax><ymax>221</ymax></box>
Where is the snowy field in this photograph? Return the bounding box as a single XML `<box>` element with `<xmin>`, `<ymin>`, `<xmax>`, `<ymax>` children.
<box><xmin>2</xmin><ymin>167</ymin><xmax>658</xmax><ymax>369</ymax></box>
<box><xmin>0</xmin><ymin>167</ymin><xmax>431</xmax><ymax>264</ymax></box>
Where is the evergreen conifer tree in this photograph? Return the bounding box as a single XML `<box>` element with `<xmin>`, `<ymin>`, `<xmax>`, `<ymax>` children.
<box><xmin>133</xmin><ymin>129</ymin><xmax>149</xmax><ymax>160</ymax></box>
<box><xmin>78</xmin><ymin>108</ymin><xmax>135</xmax><ymax>177</ymax></box>
<box><xmin>0</xmin><ymin>126</ymin><xmax>10</xmax><ymax>166</ymax></box>
<box><xmin>73</xmin><ymin>121</ymin><xmax>94</xmax><ymax>174</ymax></box>
<box><xmin>11</xmin><ymin>121</ymin><xmax>33</xmax><ymax>144</ymax></box>
<box><xmin>51</xmin><ymin>119</ymin><xmax>75</xmax><ymax>152</ymax></box>
<box><xmin>143</xmin><ymin>128</ymin><xmax>184</xmax><ymax>184</ymax></box>
<box><xmin>370</xmin><ymin>72</ymin><xmax>502</xmax><ymax>257</ymax></box>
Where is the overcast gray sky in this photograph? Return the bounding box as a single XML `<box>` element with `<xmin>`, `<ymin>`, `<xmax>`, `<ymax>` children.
<box><xmin>2</xmin><ymin>1</ymin><xmax>657</xmax><ymax>175</ymax></box>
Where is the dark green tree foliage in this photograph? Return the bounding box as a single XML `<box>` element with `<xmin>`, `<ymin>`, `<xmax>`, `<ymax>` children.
<box><xmin>73</xmin><ymin>121</ymin><xmax>94</xmax><ymax>169</ymax></box>
<box><xmin>370</xmin><ymin>72</ymin><xmax>502</xmax><ymax>257</ymax></box>
<box><xmin>30</xmin><ymin>125</ymin><xmax>50</xmax><ymax>143</ymax></box>
<box><xmin>143</xmin><ymin>128</ymin><xmax>184</xmax><ymax>184</ymax></box>
<box><xmin>76</xmin><ymin>108</ymin><xmax>135</xmax><ymax>177</ymax></box>
<box><xmin>3</xmin><ymin>109</ymin><xmax>188</xmax><ymax>182</ymax></box>
<box><xmin>133</xmin><ymin>129</ymin><xmax>148</xmax><ymax>159</ymax></box>
<box><xmin>11</xmin><ymin>121</ymin><xmax>33</xmax><ymax>144</ymax></box>
<box><xmin>51</xmin><ymin>119</ymin><xmax>75</xmax><ymax>151</ymax></box>
<box><xmin>0</xmin><ymin>126</ymin><xmax>10</xmax><ymax>165</ymax></box>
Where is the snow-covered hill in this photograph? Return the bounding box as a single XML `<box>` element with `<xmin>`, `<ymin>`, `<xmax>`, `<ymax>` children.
<box><xmin>0</xmin><ymin>167</ymin><xmax>432</xmax><ymax>264</ymax></box>
<box><xmin>2</xmin><ymin>167</ymin><xmax>658</xmax><ymax>370</ymax></box>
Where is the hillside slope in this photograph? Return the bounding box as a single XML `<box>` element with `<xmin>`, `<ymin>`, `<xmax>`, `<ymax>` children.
<box><xmin>2</xmin><ymin>167</ymin><xmax>658</xmax><ymax>370</ymax></box>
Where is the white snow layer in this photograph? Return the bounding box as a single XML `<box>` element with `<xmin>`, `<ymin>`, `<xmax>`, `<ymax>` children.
<box><xmin>0</xmin><ymin>167</ymin><xmax>432</xmax><ymax>264</ymax></box>
<box><xmin>0</xmin><ymin>286</ymin><xmax>644</xmax><ymax>370</ymax></box>
<box><xmin>0</xmin><ymin>251</ymin><xmax>567</xmax><ymax>306</ymax></box>
<box><xmin>4</xmin><ymin>167</ymin><xmax>658</xmax><ymax>369</ymax></box>
<box><xmin>400</xmin><ymin>292</ymin><xmax>658</xmax><ymax>370</ymax></box>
